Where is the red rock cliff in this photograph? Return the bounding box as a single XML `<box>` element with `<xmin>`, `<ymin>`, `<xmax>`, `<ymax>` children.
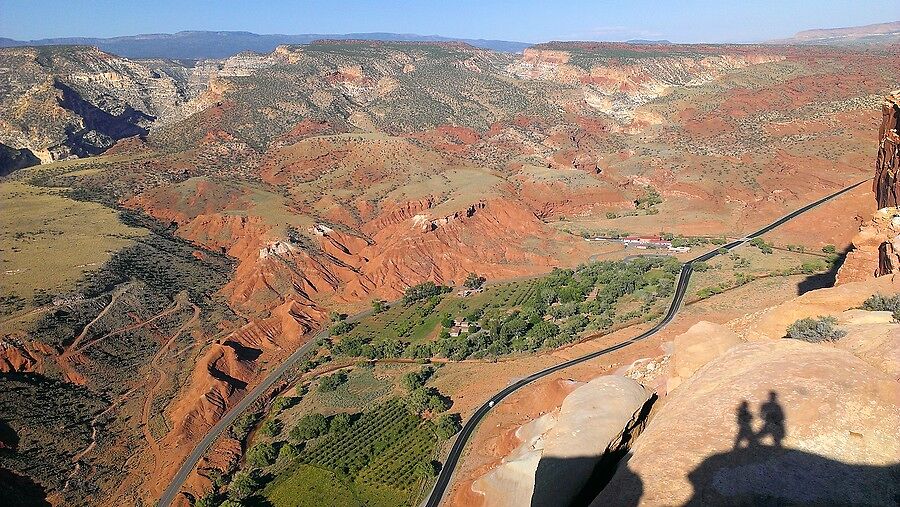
<box><xmin>874</xmin><ymin>91</ymin><xmax>900</xmax><ymax>208</ymax></box>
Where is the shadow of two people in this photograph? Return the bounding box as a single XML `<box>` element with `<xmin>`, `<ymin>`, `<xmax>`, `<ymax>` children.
<box><xmin>533</xmin><ymin>391</ymin><xmax>900</xmax><ymax>506</ymax></box>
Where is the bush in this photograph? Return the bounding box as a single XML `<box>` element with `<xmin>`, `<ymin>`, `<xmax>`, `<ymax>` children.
<box><xmin>785</xmin><ymin>316</ymin><xmax>846</xmax><ymax>342</ymax></box>
<box><xmin>861</xmin><ymin>293</ymin><xmax>900</xmax><ymax>322</ymax></box>
<box><xmin>822</xmin><ymin>244</ymin><xmax>837</xmax><ymax>254</ymax></box>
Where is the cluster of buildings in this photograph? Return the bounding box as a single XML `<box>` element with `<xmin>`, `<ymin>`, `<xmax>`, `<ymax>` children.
<box><xmin>586</xmin><ymin>235</ymin><xmax>691</xmax><ymax>253</ymax></box>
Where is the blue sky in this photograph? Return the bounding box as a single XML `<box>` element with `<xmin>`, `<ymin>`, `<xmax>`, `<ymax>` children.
<box><xmin>0</xmin><ymin>0</ymin><xmax>896</xmax><ymax>43</ymax></box>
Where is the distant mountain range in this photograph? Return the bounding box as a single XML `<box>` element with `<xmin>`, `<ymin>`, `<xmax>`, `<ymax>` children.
<box><xmin>2</xmin><ymin>20</ymin><xmax>896</xmax><ymax>61</ymax></box>
<box><xmin>0</xmin><ymin>31</ymin><xmax>531</xmax><ymax>59</ymax></box>
<box><xmin>770</xmin><ymin>20</ymin><xmax>900</xmax><ymax>46</ymax></box>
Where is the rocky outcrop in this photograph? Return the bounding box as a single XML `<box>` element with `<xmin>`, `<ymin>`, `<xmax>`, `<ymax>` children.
<box><xmin>667</xmin><ymin>321</ymin><xmax>742</xmax><ymax>392</ymax></box>
<box><xmin>838</xmin><ymin>207</ymin><xmax>900</xmax><ymax>282</ymax></box>
<box><xmin>838</xmin><ymin>91</ymin><xmax>900</xmax><ymax>283</ymax></box>
<box><xmin>593</xmin><ymin>338</ymin><xmax>900</xmax><ymax>506</ymax></box>
<box><xmin>0</xmin><ymin>142</ymin><xmax>40</xmax><ymax>176</ymax></box>
<box><xmin>0</xmin><ymin>46</ymin><xmax>209</xmax><ymax>162</ymax></box>
<box><xmin>471</xmin><ymin>376</ymin><xmax>651</xmax><ymax>507</ymax></box>
<box><xmin>874</xmin><ymin>91</ymin><xmax>899</xmax><ymax>208</ymax></box>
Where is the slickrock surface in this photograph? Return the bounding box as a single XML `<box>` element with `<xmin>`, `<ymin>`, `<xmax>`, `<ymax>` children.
<box><xmin>593</xmin><ymin>338</ymin><xmax>900</xmax><ymax>506</ymax></box>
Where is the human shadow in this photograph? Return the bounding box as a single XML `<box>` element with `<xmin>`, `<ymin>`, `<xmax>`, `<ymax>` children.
<box><xmin>592</xmin><ymin>391</ymin><xmax>900</xmax><ymax>506</ymax></box>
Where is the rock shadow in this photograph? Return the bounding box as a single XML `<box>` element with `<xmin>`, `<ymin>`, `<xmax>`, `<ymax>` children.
<box><xmin>531</xmin><ymin>394</ymin><xmax>655</xmax><ymax>507</ymax></box>
<box><xmin>796</xmin><ymin>245</ymin><xmax>851</xmax><ymax>295</ymax></box>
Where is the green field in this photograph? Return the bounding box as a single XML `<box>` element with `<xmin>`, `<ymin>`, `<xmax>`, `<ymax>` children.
<box><xmin>256</xmin><ymin>399</ymin><xmax>441</xmax><ymax>507</ymax></box>
<box><xmin>0</xmin><ymin>181</ymin><xmax>146</xmax><ymax>314</ymax></box>
<box><xmin>264</xmin><ymin>464</ymin><xmax>361</xmax><ymax>507</ymax></box>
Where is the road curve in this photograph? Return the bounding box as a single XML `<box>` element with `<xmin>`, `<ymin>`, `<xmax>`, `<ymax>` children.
<box><xmin>422</xmin><ymin>178</ymin><xmax>870</xmax><ymax>507</ymax></box>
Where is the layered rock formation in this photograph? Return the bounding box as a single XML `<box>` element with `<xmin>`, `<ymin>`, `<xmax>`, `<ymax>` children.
<box><xmin>874</xmin><ymin>91</ymin><xmax>899</xmax><ymax>208</ymax></box>
<box><xmin>838</xmin><ymin>91</ymin><xmax>900</xmax><ymax>282</ymax></box>
<box><xmin>0</xmin><ymin>46</ymin><xmax>209</xmax><ymax>167</ymax></box>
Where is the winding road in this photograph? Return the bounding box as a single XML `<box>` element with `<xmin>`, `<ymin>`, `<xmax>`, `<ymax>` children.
<box><xmin>422</xmin><ymin>179</ymin><xmax>870</xmax><ymax>507</ymax></box>
<box><xmin>158</xmin><ymin>179</ymin><xmax>868</xmax><ymax>507</ymax></box>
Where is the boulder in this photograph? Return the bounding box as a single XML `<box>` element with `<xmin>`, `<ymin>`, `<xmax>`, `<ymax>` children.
<box><xmin>532</xmin><ymin>376</ymin><xmax>651</xmax><ymax>507</ymax></box>
<box><xmin>472</xmin><ymin>376</ymin><xmax>651</xmax><ymax>507</ymax></box>
<box><xmin>592</xmin><ymin>339</ymin><xmax>900</xmax><ymax>506</ymax></box>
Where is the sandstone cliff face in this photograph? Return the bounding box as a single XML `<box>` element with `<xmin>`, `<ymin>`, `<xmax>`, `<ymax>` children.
<box><xmin>874</xmin><ymin>91</ymin><xmax>899</xmax><ymax>208</ymax></box>
<box><xmin>471</xmin><ymin>376</ymin><xmax>651</xmax><ymax>507</ymax></box>
<box><xmin>594</xmin><ymin>336</ymin><xmax>900</xmax><ymax>506</ymax></box>
<box><xmin>510</xmin><ymin>44</ymin><xmax>784</xmax><ymax>121</ymax></box>
<box><xmin>838</xmin><ymin>91</ymin><xmax>900</xmax><ymax>283</ymax></box>
<box><xmin>0</xmin><ymin>46</ymin><xmax>208</xmax><ymax>166</ymax></box>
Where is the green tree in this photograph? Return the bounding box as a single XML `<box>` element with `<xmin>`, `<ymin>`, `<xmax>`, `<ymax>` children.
<box><xmin>227</xmin><ymin>471</ymin><xmax>258</xmax><ymax>501</ymax></box>
<box><xmin>318</xmin><ymin>372</ymin><xmax>347</xmax><ymax>392</ymax></box>
<box><xmin>435</xmin><ymin>413</ymin><xmax>462</xmax><ymax>439</ymax></box>
<box><xmin>329</xmin><ymin>412</ymin><xmax>352</xmax><ymax>433</ymax></box>
<box><xmin>278</xmin><ymin>442</ymin><xmax>301</xmax><ymax>462</ymax></box>
<box><xmin>290</xmin><ymin>413</ymin><xmax>328</xmax><ymax>441</ymax></box>
<box><xmin>822</xmin><ymin>244</ymin><xmax>837</xmax><ymax>254</ymax></box>
<box><xmin>246</xmin><ymin>442</ymin><xmax>276</xmax><ymax>468</ymax></box>
<box><xmin>416</xmin><ymin>460</ymin><xmax>441</xmax><ymax>478</ymax></box>
<box><xmin>259</xmin><ymin>419</ymin><xmax>282</xmax><ymax>437</ymax></box>
<box><xmin>464</xmin><ymin>272</ymin><xmax>486</xmax><ymax>289</ymax></box>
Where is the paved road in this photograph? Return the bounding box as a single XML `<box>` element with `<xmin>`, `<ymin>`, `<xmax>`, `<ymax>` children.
<box><xmin>157</xmin><ymin>303</ymin><xmax>386</xmax><ymax>507</ymax></box>
<box><xmin>422</xmin><ymin>179</ymin><xmax>870</xmax><ymax>507</ymax></box>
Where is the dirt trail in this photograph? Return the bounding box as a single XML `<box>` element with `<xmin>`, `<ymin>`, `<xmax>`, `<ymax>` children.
<box><xmin>57</xmin><ymin>285</ymin><xmax>130</xmax><ymax>384</ymax></box>
<box><xmin>73</xmin><ymin>302</ymin><xmax>182</xmax><ymax>355</ymax></box>
<box><xmin>142</xmin><ymin>302</ymin><xmax>201</xmax><ymax>454</ymax></box>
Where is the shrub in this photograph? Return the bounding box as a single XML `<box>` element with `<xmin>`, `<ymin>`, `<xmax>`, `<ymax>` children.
<box><xmin>785</xmin><ymin>316</ymin><xmax>846</xmax><ymax>342</ymax></box>
<box><xmin>822</xmin><ymin>244</ymin><xmax>837</xmax><ymax>254</ymax></box>
<box><xmin>861</xmin><ymin>293</ymin><xmax>900</xmax><ymax>322</ymax></box>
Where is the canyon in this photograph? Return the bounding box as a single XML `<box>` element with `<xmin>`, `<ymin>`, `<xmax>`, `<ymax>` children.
<box><xmin>0</xmin><ymin>36</ymin><xmax>898</xmax><ymax>507</ymax></box>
